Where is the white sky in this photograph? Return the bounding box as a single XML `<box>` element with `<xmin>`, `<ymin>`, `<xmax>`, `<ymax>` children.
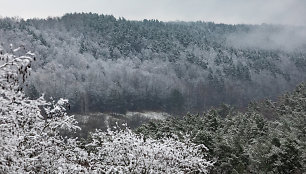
<box><xmin>0</xmin><ymin>0</ymin><xmax>305</xmax><ymax>25</ymax></box>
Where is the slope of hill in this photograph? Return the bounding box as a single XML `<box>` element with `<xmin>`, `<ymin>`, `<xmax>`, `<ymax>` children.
<box><xmin>0</xmin><ymin>13</ymin><xmax>305</xmax><ymax>114</ymax></box>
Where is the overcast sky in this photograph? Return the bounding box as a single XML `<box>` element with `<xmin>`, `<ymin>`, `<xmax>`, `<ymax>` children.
<box><xmin>0</xmin><ymin>0</ymin><xmax>305</xmax><ymax>25</ymax></box>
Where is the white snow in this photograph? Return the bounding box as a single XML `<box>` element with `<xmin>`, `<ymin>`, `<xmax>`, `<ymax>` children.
<box><xmin>126</xmin><ymin>111</ymin><xmax>171</xmax><ymax>120</ymax></box>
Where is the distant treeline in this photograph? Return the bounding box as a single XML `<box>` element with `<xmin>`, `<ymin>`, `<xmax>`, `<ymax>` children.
<box><xmin>0</xmin><ymin>13</ymin><xmax>306</xmax><ymax>114</ymax></box>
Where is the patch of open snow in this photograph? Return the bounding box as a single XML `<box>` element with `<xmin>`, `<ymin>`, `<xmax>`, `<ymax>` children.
<box><xmin>125</xmin><ymin>111</ymin><xmax>171</xmax><ymax>120</ymax></box>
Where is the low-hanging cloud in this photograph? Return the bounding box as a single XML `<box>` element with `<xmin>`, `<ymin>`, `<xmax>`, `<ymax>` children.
<box><xmin>226</xmin><ymin>25</ymin><xmax>306</xmax><ymax>51</ymax></box>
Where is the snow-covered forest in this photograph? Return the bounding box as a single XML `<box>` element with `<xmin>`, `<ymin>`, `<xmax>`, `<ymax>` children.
<box><xmin>0</xmin><ymin>13</ymin><xmax>306</xmax><ymax>114</ymax></box>
<box><xmin>0</xmin><ymin>13</ymin><xmax>306</xmax><ymax>173</ymax></box>
<box><xmin>137</xmin><ymin>83</ymin><xmax>306</xmax><ymax>173</ymax></box>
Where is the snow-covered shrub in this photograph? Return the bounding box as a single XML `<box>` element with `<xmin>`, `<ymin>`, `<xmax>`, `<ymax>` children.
<box><xmin>86</xmin><ymin>128</ymin><xmax>213</xmax><ymax>174</ymax></box>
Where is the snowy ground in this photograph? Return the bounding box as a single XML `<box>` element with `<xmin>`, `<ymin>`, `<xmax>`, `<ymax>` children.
<box><xmin>76</xmin><ymin>111</ymin><xmax>169</xmax><ymax>123</ymax></box>
<box><xmin>125</xmin><ymin>111</ymin><xmax>170</xmax><ymax>120</ymax></box>
<box><xmin>73</xmin><ymin>111</ymin><xmax>171</xmax><ymax>137</ymax></box>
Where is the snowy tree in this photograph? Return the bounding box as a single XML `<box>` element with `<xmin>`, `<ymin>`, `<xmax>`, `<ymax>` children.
<box><xmin>0</xmin><ymin>46</ymin><xmax>85</xmax><ymax>173</ymax></box>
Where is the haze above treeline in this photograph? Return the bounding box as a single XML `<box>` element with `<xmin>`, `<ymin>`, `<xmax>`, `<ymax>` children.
<box><xmin>0</xmin><ymin>13</ymin><xmax>306</xmax><ymax>114</ymax></box>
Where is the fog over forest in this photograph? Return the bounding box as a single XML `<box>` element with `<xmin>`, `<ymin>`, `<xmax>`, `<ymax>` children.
<box><xmin>1</xmin><ymin>13</ymin><xmax>306</xmax><ymax>114</ymax></box>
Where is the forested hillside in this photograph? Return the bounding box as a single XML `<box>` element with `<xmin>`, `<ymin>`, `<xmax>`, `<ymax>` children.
<box><xmin>0</xmin><ymin>13</ymin><xmax>306</xmax><ymax>114</ymax></box>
